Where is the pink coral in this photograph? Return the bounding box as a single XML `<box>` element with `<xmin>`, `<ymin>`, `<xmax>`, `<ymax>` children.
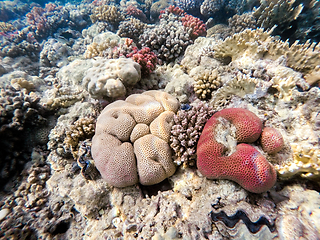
<box><xmin>126</xmin><ymin>5</ymin><xmax>147</xmax><ymax>21</ymax></box>
<box><xmin>181</xmin><ymin>14</ymin><xmax>207</xmax><ymax>39</ymax></box>
<box><xmin>260</xmin><ymin>127</ymin><xmax>284</xmax><ymax>154</ymax></box>
<box><xmin>127</xmin><ymin>47</ymin><xmax>158</xmax><ymax>76</ymax></box>
<box><xmin>160</xmin><ymin>5</ymin><xmax>185</xmax><ymax>17</ymax></box>
<box><xmin>196</xmin><ymin>108</ymin><xmax>277</xmax><ymax>193</ymax></box>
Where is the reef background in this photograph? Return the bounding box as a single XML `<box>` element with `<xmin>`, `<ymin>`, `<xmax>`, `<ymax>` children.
<box><xmin>0</xmin><ymin>0</ymin><xmax>320</xmax><ymax>239</ymax></box>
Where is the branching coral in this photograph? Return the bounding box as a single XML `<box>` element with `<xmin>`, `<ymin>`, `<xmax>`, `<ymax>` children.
<box><xmin>191</xmin><ymin>67</ymin><xmax>222</xmax><ymax>100</ymax></box>
<box><xmin>126</xmin><ymin>47</ymin><xmax>158</xmax><ymax>77</ymax></box>
<box><xmin>170</xmin><ymin>101</ymin><xmax>215</xmax><ymax>166</ymax></box>
<box><xmin>90</xmin><ymin>5</ymin><xmax>124</xmax><ymax>25</ymax></box>
<box><xmin>117</xmin><ymin>18</ymin><xmax>147</xmax><ymax>43</ymax></box>
<box><xmin>64</xmin><ymin>116</ymin><xmax>96</xmax><ymax>158</ymax></box>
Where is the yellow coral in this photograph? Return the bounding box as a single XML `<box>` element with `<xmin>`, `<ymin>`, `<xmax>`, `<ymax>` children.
<box><xmin>193</xmin><ymin>68</ymin><xmax>221</xmax><ymax>100</ymax></box>
<box><xmin>64</xmin><ymin>116</ymin><xmax>96</xmax><ymax>158</ymax></box>
<box><xmin>275</xmin><ymin>143</ymin><xmax>320</xmax><ymax>179</ymax></box>
<box><xmin>213</xmin><ymin>28</ymin><xmax>320</xmax><ymax>74</ymax></box>
<box><xmin>0</xmin><ymin>22</ymin><xmax>16</xmax><ymax>33</ymax></box>
<box><xmin>90</xmin><ymin>5</ymin><xmax>124</xmax><ymax>24</ymax></box>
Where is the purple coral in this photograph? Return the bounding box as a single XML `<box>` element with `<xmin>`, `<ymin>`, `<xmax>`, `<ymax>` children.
<box><xmin>170</xmin><ymin>100</ymin><xmax>215</xmax><ymax>166</ymax></box>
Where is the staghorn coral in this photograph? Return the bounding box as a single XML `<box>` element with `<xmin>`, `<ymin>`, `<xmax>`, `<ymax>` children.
<box><xmin>191</xmin><ymin>67</ymin><xmax>222</xmax><ymax>100</ymax></box>
<box><xmin>92</xmin><ymin>90</ymin><xmax>179</xmax><ymax>187</ymax></box>
<box><xmin>197</xmin><ymin>108</ymin><xmax>277</xmax><ymax>193</ymax></box>
<box><xmin>253</xmin><ymin>0</ymin><xmax>303</xmax><ymax>39</ymax></box>
<box><xmin>90</xmin><ymin>5</ymin><xmax>124</xmax><ymax>25</ymax></box>
<box><xmin>82</xmin><ymin>57</ymin><xmax>141</xmax><ymax>99</ymax></box>
<box><xmin>170</xmin><ymin>100</ymin><xmax>215</xmax><ymax>166</ymax></box>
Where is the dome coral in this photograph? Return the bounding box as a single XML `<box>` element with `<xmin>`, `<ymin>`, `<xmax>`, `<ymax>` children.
<box><xmin>196</xmin><ymin>108</ymin><xmax>277</xmax><ymax>193</ymax></box>
<box><xmin>260</xmin><ymin>127</ymin><xmax>284</xmax><ymax>154</ymax></box>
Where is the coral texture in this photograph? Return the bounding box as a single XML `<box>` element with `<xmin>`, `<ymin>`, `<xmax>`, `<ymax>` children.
<box><xmin>260</xmin><ymin>127</ymin><xmax>284</xmax><ymax>154</ymax></box>
<box><xmin>90</xmin><ymin>5</ymin><xmax>124</xmax><ymax>25</ymax></box>
<box><xmin>170</xmin><ymin>101</ymin><xmax>215</xmax><ymax>166</ymax></box>
<box><xmin>197</xmin><ymin>108</ymin><xmax>277</xmax><ymax>193</ymax></box>
<box><xmin>92</xmin><ymin>90</ymin><xmax>179</xmax><ymax>187</ymax></box>
<box><xmin>82</xmin><ymin>57</ymin><xmax>141</xmax><ymax>99</ymax></box>
<box><xmin>126</xmin><ymin>47</ymin><xmax>158</xmax><ymax>77</ymax></box>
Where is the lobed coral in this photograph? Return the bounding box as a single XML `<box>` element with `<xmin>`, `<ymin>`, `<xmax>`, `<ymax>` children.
<box><xmin>82</xmin><ymin>57</ymin><xmax>141</xmax><ymax>99</ymax></box>
<box><xmin>170</xmin><ymin>101</ymin><xmax>215</xmax><ymax>166</ymax></box>
<box><xmin>92</xmin><ymin>90</ymin><xmax>179</xmax><ymax>187</ymax></box>
<box><xmin>196</xmin><ymin>108</ymin><xmax>277</xmax><ymax>193</ymax></box>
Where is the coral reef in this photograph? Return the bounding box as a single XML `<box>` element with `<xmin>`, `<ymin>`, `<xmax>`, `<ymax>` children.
<box><xmin>139</xmin><ymin>7</ymin><xmax>193</xmax><ymax>62</ymax></box>
<box><xmin>92</xmin><ymin>90</ymin><xmax>179</xmax><ymax>187</ymax></box>
<box><xmin>260</xmin><ymin>127</ymin><xmax>284</xmax><ymax>154</ymax></box>
<box><xmin>191</xmin><ymin>67</ymin><xmax>222</xmax><ymax>100</ymax></box>
<box><xmin>117</xmin><ymin>18</ymin><xmax>146</xmax><ymax>43</ymax></box>
<box><xmin>90</xmin><ymin>5</ymin><xmax>124</xmax><ymax>26</ymax></box>
<box><xmin>82</xmin><ymin>57</ymin><xmax>141</xmax><ymax>99</ymax></box>
<box><xmin>170</xmin><ymin>100</ymin><xmax>215</xmax><ymax>166</ymax></box>
<box><xmin>126</xmin><ymin>47</ymin><xmax>158</xmax><ymax>77</ymax></box>
<box><xmin>0</xmin><ymin>84</ymin><xmax>51</xmax><ymax>186</ymax></box>
<box><xmin>197</xmin><ymin>108</ymin><xmax>277</xmax><ymax>193</ymax></box>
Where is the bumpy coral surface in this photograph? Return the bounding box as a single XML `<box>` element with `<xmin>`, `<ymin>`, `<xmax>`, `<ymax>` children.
<box><xmin>197</xmin><ymin>108</ymin><xmax>277</xmax><ymax>193</ymax></box>
<box><xmin>82</xmin><ymin>57</ymin><xmax>141</xmax><ymax>99</ymax></box>
<box><xmin>260</xmin><ymin>127</ymin><xmax>284</xmax><ymax>154</ymax></box>
<box><xmin>92</xmin><ymin>90</ymin><xmax>179</xmax><ymax>187</ymax></box>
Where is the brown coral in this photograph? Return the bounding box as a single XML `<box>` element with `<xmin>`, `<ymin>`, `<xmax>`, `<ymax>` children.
<box><xmin>92</xmin><ymin>90</ymin><xmax>180</xmax><ymax>187</ymax></box>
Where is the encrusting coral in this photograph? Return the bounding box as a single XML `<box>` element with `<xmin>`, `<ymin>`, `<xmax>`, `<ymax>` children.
<box><xmin>91</xmin><ymin>90</ymin><xmax>180</xmax><ymax>187</ymax></box>
<box><xmin>197</xmin><ymin>108</ymin><xmax>278</xmax><ymax>193</ymax></box>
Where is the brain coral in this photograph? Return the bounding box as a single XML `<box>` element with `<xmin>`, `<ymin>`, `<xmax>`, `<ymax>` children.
<box><xmin>92</xmin><ymin>90</ymin><xmax>180</xmax><ymax>187</ymax></box>
<box><xmin>82</xmin><ymin>57</ymin><xmax>141</xmax><ymax>99</ymax></box>
<box><xmin>196</xmin><ymin>108</ymin><xmax>277</xmax><ymax>193</ymax></box>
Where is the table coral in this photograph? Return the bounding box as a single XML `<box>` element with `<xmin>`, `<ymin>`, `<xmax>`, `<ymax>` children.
<box><xmin>91</xmin><ymin>90</ymin><xmax>180</xmax><ymax>187</ymax></box>
<box><xmin>196</xmin><ymin>108</ymin><xmax>277</xmax><ymax>193</ymax></box>
<box><xmin>82</xmin><ymin>57</ymin><xmax>141</xmax><ymax>99</ymax></box>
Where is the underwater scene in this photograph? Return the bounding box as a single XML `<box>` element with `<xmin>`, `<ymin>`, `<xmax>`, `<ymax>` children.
<box><xmin>0</xmin><ymin>0</ymin><xmax>320</xmax><ymax>239</ymax></box>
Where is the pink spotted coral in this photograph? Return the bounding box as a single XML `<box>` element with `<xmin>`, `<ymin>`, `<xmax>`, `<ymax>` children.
<box><xmin>197</xmin><ymin>108</ymin><xmax>277</xmax><ymax>193</ymax></box>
